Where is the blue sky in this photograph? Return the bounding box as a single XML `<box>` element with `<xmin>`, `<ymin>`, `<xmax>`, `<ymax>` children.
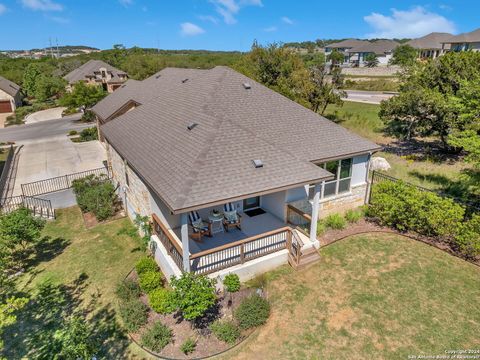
<box><xmin>0</xmin><ymin>0</ymin><xmax>479</xmax><ymax>50</ymax></box>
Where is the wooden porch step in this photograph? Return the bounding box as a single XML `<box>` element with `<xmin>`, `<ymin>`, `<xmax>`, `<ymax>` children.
<box><xmin>289</xmin><ymin>247</ymin><xmax>321</xmax><ymax>270</ymax></box>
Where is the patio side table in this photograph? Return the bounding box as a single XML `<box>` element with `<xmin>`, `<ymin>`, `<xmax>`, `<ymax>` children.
<box><xmin>208</xmin><ymin>213</ymin><xmax>224</xmax><ymax>234</ymax></box>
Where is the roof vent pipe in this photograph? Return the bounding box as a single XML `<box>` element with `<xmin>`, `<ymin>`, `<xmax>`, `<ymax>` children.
<box><xmin>187</xmin><ymin>123</ymin><xmax>198</xmax><ymax>131</ymax></box>
<box><xmin>243</xmin><ymin>83</ymin><xmax>251</xmax><ymax>89</ymax></box>
<box><xmin>182</xmin><ymin>78</ymin><xmax>189</xmax><ymax>83</ymax></box>
<box><xmin>252</xmin><ymin>159</ymin><xmax>263</xmax><ymax>168</ymax></box>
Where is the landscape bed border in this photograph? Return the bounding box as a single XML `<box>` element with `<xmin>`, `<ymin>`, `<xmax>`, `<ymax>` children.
<box><xmin>122</xmin><ymin>267</ymin><xmax>258</xmax><ymax>360</ymax></box>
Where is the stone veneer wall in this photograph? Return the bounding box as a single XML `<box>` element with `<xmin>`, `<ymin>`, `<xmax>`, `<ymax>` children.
<box><xmin>107</xmin><ymin>141</ymin><xmax>152</xmax><ymax>219</ymax></box>
<box><xmin>341</xmin><ymin>66</ymin><xmax>401</xmax><ymax>77</ymax></box>
<box><xmin>318</xmin><ymin>184</ymin><xmax>367</xmax><ymax>218</ymax></box>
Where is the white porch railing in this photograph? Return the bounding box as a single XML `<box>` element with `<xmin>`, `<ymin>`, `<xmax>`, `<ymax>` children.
<box><xmin>189</xmin><ymin>227</ymin><xmax>292</xmax><ymax>275</ymax></box>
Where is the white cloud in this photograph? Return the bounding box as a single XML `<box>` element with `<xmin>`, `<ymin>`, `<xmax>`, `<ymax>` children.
<box><xmin>0</xmin><ymin>3</ymin><xmax>6</xmax><ymax>15</ymax></box>
<box><xmin>281</xmin><ymin>16</ymin><xmax>293</xmax><ymax>25</ymax></box>
<box><xmin>180</xmin><ymin>22</ymin><xmax>205</xmax><ymax>36</ymax></box>
<box><xmin>364</xmin><ymin>6</ymin><xmax>456</xmax><ymax>38</ymax></box>
<box><xmin>21</xmin><ymin>0</ymin><xmax>63</xmax><ymax>11</ymax></box>
<box><xmin>210</xmin><ymin>0</ymin><xmax>263</xmax><ymax>25</ymax></box>
<box><xmin>439</xmin><ymin>4</ymin><xmax>452</xmax><ymax>11</ymax></box>
<box><xmin>264</xmin><ymin>26</ymin><xmax>277</xmax><ymax>32</ymax></box>
<box><xmin>119</xmin><ymin>0</ymin><xmax>133</xmax><ymax>7</ymax></box>
<box><xmin>198</xmin><ymin>14</ymin><xmax>219</xmax><ymax>24</ymax></box>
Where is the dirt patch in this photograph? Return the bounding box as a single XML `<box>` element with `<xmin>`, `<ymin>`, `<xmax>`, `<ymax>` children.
<box><xmin>82</xmin><ymin>210</ymin><xmax>126</xmax><ymax>229</ymax></box>
<box><xmin>327</xmin><ymin>307</ymin><xmax>357</xmax><ymax>331</ymax></box>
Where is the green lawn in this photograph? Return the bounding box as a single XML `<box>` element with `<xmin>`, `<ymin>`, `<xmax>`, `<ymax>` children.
<box><xmin>324</xmin><ymin>102</ymin><xmax>472</xmax><ymax>192</ymax></box>
<box><xmin>2</xmin><ymin>207</ymin><xmax>147</xmax><ymax>359</ymax></box>
<box><xmin>225</xmin><ymin>234</ymin><xmax>480</xmax><ymax>360</ymax></box>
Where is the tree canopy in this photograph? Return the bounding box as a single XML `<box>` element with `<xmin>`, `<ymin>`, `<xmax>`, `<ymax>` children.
<box><xmin>59</xmin><ymin>82</ymin><xmax>107</xmax><ymax>109</ymax></box>
<box><xmin>390</xmin><ymin>44</ymin><xmax>418</xmax><ymax>66</ymax></box>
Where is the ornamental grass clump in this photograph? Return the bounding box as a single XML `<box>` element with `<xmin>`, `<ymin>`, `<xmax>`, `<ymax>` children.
<box><xmin>140</xmin><ymin>321</ymin><xmax>173</xmax><ymax>352</ymax></box>
<box><xmin>210</xmin><ymin>320</ymin><xmax>240</xmax><ymax>344</ymax></box>
<box><xmin>324</xmin><ymin>213</ymin><xmax>347</xmax><ymax>230</ymax></box>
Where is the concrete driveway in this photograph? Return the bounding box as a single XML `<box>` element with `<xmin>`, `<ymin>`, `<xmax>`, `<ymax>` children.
<box><xmin>11</xmin><ymin>136</ymin><xmax>106</xmax><ymax>196</ymax></box>
<box><xmin>24</xmin><ymin>107</ymin><xmax>67</xmax><ymax>124</ymax></box>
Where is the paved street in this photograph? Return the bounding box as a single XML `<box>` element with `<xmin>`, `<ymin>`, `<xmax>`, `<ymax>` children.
<box><xmin>342</xmin><ymin>90</ymin><xmax>396</xmax><ymax>105</ymax></box>
<box><xmin>0</xmin><ymin>114</ymin><xmax>89</xmax><ymax>143</ymax></box>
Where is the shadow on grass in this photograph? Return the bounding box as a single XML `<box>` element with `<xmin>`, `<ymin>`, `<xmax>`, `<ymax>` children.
<box><xmin>1</xmin><ymin>273</ymin><xmax>129</xmax><ymax>359</ymax></box>
<box><xmin>30</xmin><ymin>236</ymin><xmax>71</xmax><ymax>267</ymax></box>
<box><xmin>409</xmin><ymin>169</ymin><xmax>480</xmax><ymax>208</ymax></box>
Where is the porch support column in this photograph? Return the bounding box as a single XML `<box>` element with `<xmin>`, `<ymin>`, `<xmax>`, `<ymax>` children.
<box><xmin>309</xmin><ymin>183</ymin><xmax>321</xmax><ymax>248</ymax></box>
<box><xmin>180</xmin><ymin>213</ymin><xmax>190</xmax><ymax>272</ymax></box>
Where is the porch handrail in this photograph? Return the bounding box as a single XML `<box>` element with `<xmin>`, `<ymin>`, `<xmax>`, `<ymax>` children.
<box><xmin>189</xmin><ymin>226</ymin><xmax>291</xmax><ymax>260</ymax></box>
<box><xmin>151</xmin><ymin>213</ymin><xmax>183</xmax><ymax>270</ymax></box>
<box><xmin>286</xmin><ymin>204</ymin><xmax>312</xmax><ymax>221</ymax></box>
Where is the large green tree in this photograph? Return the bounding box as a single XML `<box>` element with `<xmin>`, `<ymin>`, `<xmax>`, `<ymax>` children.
<box><xmin>390</xmin><ymin>44</ymin><xmax>418</xmax><ymax>66</ymax></box>
<box><xmin>22</xmin><ymin>63</ymin><xmax>43</xmax><ymax>97</ymax></box>
<box><xmin>34</xmin><ymin>75</ymin><xmax>66</xmax><ymax>102</ymax></box>
<box><xmin>380</xmin><ymin>52</ymin><xmax>480</xmax><ymax>149</ymax></box>
<box><xmin>59</xmin><ymin>82</ymin><xmax>107</xmax><ymax>109</ymax></box>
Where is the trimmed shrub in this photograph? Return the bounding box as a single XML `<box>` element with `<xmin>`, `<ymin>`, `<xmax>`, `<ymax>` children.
<box><xmin>119</xmin><ymin>299</ymin><xmax>148</xmax><ymax>332</ymax></box>
<box><xmin>68</xmin><ymin>130</ymin><xmax>78</xmax><ymax>136</ymax></box>
<box><xmin>116</xmin><ymin>279</ymin><xmax>141</xmax><ymax>302</ymax></box>
<box><xmin>235</xmin><ymin>294</ymin><xmax>270</xmax><ymax>329</ymax></box>
<box><xmin>324</xmin><ymin>213</ymin><xmax>347</xmax><ymax>230</ymax></box>
<box><xmin>223</xmin><ymin>274</ymin><xmax>241</xmax><ymax>293</ymax></box>
<box><xmin>148</xmin><ymin>288</ymin><xmax>177</xmax><ymax>314</ymax></box>
<box><xmin>170</xmin><ymin>272</ymin><xmax>216</xmax><ymax>321</ymax></box>
<box><xmin>455</xmin><ymin>214</ymin><xmax>480</xmax><ymax>257</ymax></box>
<box><xmin>210</xmin><ymin>320</ymin><xmax>240</xmax><ymax>344</ymax></box>
<box><xmin>78</xmin><ymin>127</ymin><xmax>98</xmax><ymax>142</ymax></box>
<box><xmin>345</xmin><ymin>208</ymin><xmax>363</xmax><ymax>223</ymax></box>
<box><xmin>135</xmin><ymin>257</ymin><xmax>158</xmax><ymax>275</ymax></box>
<box><xmin>180</xmin><ymin>338</ymin><xmax>196</xmax><ymax>355</ymax></box>
<box><xmin>316</xmin><ymin>220</ymin><xmax>326</xmax><ymax>236</ymax></box>
<box><xmin>139</xmin><ymin>271</ymin><xmax>163</xmax><ymax>294</ymax></box>
<box><xmin>140</xmin><ymin>321</ymin><xmax>172</xmax><ymax>352</ymax></box>
<box><xmin>368</xmin><ymin>181</ymin><xmax>465</xmax><ymax>238</ymax></box>
<box><xmin>72</xmin><ymin>174</ymin><xmax>118</xmax><ymax>221</ymax></box>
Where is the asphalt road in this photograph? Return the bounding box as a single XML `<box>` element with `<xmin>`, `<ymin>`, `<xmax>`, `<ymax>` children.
<box><xmin>342</xmin><ymin>90</ymin><xmax>396</xmax><ymax>105</ymax></box>
<box><xmin>0</xmin><ymin>114</ymin><xmax>91</xmax><ymax>143</ymax></box>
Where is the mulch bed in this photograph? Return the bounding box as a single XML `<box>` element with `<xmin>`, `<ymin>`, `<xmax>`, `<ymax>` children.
<box><xmin>127</xmin><ymin>271</ymin><xmax>257</xmax><ymax>359</ymax></box>
<box><xmin>318</xmin><ymin>218</ymin><xmax>480</xmax><ymax>267</ymax></box>
<box><xmin>82</xmin><ymin>209</ymin><xmax>126</xmax><ymax>229</ymax></box>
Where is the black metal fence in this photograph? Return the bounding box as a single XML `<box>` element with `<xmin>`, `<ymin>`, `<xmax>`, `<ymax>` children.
<box><xmin>21</xmin><ymin>166</ymin><xmax>111</xmax><ymax>197</ymax></box>
<box><xmin>0</xmin><ymin>145</ymin><xmax>15</xmax><ymax>198</ymax></box>
<box><xmin>370</xmin><ymin>171</ymin><xmax>480</xmax><ymax>213</ymax></box>
<box><xmin>0</xmin><ymin>195</ymin><xmax>55</xmax><ymax>219</ymax></box>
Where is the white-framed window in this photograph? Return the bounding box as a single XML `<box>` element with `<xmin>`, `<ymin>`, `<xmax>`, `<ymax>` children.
<box><xmin>309</xmin><ymin>158</ymin><xmax>353</xmax><ymax>199</ymax></box>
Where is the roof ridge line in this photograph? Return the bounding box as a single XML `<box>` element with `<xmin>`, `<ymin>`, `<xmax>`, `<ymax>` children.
<box><xmin>173</xmin><ymin>67</ymin><xmax>230</xmax><ymax>209</ymax></box>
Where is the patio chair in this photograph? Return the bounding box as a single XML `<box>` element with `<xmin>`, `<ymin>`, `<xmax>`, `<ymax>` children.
<box><xmin>188</xmin><ymin>211</ymin><xmax>212</xmax><ymax>242</ymax></box>
<box><xmin>222</xmin><ymin>202</ymin><xmax>242</xmax><ymax>232</ymax></box>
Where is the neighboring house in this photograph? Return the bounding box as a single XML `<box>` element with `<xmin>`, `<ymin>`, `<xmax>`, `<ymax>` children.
<box><xmin>91</xmin><ymin>66</ymin><xmax>380</xmax><ymax>281</ymax></box>
<box><xmin>0</xmin><ymin>76</ymin><xmax>23</xmax><ymax>113</ymax></box>
<box><xmin>325</xmin><ymin>39</ymin><xmax>369</xmax><ymax>65</ymax></box>
<box><xmin>64</xmin><ymin>59</ymin><xmax>128</xmax><ymax>93</ymax></box>
<box><xmin>443</xmin><ymin>28</ymin><xmax>480</xmax><ymax>52</ymax></box>
<box><xmin>347</xmin><ymin>40</ymin><xmax>400</xmax><ymax>66</ymax></box>
<box><xmin>407</xmin><ymin>32</ymin><xmax>453</xmax><ymax>59</ymax></box>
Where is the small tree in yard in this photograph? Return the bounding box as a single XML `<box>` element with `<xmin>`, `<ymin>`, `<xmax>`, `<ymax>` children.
<box><xmin>390</xmin><ymin>44</ymin><xmax>418</xmax><ymax>66</ymax></box>
<box><xmin>223</xmin><ymin>274</ymin><xmax>240</xmax><ymax>307</ymax></box>
<box><xmin>170</xmin><ymin>272</ymin><xmax>216</xmax><ymax>322</ymax></box>
<box><xmin>327</xmin><ymin>50</ymin><xmax>344</xmax><ymax>69</ymax></box>
<box><xmin>364</xmin><ymin>53</ymin><xmax>379</xmax><ymax>68</ymax></box>
<box><xmin>0</xmin><ymin>208</ymin><xmax>45</xmax><ymax>267</ymax></box>
<box><xmin>52</xmin><ymin>315</ymin><xmax>99</xmax><ymax>359</ymax></box>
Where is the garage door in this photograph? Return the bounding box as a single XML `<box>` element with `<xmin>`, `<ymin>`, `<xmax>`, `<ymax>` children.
<box><xmin>0</xmin><ymin>100</ymin><xmax>12</xmax><ymax>113</ymax></box>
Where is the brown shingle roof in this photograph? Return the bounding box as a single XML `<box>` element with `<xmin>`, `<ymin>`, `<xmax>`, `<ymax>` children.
<box><xmin>407</xmin><ymin>32</ymin><xmax>453</xmax><ymax>50</ymax></box>
<box><xmin>0</xmin><ymin>76</ymin><xmax>21</xmax><ymax>97</ymax></box>
<box><xmin>99</xmin><ymin>67</ymin><xmax>380</xmax><ymax>213</ymax></box>
<box><xmin>444</xmin><ymin>28</ymin><xmax>480</xmax><ymax>44</ymax></box>
<box><xmin>64</xmin><ymin>59</ymin><xmax>127</xmax><ymax>84</ymax></box>
<box><xmin>349</xmin><ymin>39</ymin><xmax>400</xmax><ymax>55</ymax></box>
